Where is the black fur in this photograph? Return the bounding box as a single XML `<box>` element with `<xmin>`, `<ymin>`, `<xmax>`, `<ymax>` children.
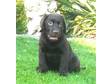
<box><xmin>36</xmin><ymin>14</ymin><xmax>80</xmax><ymax>75</ymax></box>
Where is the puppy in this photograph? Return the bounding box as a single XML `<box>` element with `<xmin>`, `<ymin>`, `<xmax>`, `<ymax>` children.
<box><xmin>37</xmin><ymin>14</ymin><xmax>80</xmax><ymax>75</ymax></box>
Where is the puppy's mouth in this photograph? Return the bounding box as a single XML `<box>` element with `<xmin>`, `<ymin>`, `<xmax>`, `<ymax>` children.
<box><xmin>48</xmin><ymin>35</ymin><xmax>58</xmax><ymax>41</ymax></box>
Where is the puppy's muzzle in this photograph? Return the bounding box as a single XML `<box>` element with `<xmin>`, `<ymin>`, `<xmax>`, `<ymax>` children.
<box><xmin>52</xmin><ymin>30</ymin><xmax>59</xmax><ymax>36</ymax></box>
<box><xmin>48</xmin><ymin>30</ymin><xmax>60</xmax><ymax>41</ymax></box>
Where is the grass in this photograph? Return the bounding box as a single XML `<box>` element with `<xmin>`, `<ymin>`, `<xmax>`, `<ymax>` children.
<box><xmin>16</xmin><ymin>36</ymin><xmax>96</xmax><ymax>84</ymax></box>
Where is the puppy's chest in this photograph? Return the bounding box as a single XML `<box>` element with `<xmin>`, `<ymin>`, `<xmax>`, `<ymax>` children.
<box><xmin>46</xmin><ymin>51</ymin><xmax>61</xmax><ymax>64</ymax></box>
<box><xmin>46</xmin><ymin>49</ymin><xmax>62</xmax><ymax>59</ymax></box>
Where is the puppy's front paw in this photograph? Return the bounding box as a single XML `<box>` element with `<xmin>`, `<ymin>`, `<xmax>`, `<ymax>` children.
<box><xmin>37</xmin><ymin>66</ymin><xmax>48</xmax><ymax>73</ymax></box>
<box><xmin>59</xmin><ymin>70</ymin><xmax>68</xmax><ymax>76</ymax></box>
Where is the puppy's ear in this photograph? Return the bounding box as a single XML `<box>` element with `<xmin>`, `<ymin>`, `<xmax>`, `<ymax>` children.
<box><xmin>40</xmin><ymin>14</ymin><xmax>48</xmax><ymax>32</ymax></box>
<box><xmin>63</xmin><ymin>17</ymin><xmax>66</xmax><ymax>34</ymax></box>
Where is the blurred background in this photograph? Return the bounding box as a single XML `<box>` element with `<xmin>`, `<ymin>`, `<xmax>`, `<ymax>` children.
<box><xmin>16</xmin><ymin>1</ymin><xmax>96</xmax><ymax>83</ymax></box>
<box><xmin>16</xmin><ymin>0</ymin><xmax>96</xmax><ymax>38</ymax></box>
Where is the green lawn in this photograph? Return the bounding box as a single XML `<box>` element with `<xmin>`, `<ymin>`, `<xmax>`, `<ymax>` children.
<box><xmin>16</xmin><ymin>36</ymin><xmax>96</xmax><ymax>84</ymax></box>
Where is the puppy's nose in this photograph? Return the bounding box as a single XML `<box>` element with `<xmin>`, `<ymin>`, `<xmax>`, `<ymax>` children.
<box><xmin>53</xmin><ymin>30</ymin><xmax>59</xmax><ymax>36</ymax></box>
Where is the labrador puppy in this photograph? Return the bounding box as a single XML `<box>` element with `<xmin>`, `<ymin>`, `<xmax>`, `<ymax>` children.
<box><xmin>36</xmin><ymin>14</ymin><xmax>80</xmax><ymax>75</ymax></box>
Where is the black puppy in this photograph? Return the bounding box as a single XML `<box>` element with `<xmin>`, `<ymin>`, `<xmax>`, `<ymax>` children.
<box><xmin>37</xmin><ymin>14</ymin><xmax>80</xmax><ymax>75</ymax></box>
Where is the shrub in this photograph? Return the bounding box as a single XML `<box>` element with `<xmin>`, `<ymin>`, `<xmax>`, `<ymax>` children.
<box><xmin>16</xmin><ymin>0</ymin><xmax>27</xmax><ymax>34</ymax></box>
<box><xmin>57</xmin><ymin>0</ymin><xmax>96</xmax><ymax>38</ymax></box>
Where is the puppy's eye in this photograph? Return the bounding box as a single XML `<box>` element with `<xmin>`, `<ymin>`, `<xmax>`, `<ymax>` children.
<box><xmin>48</xmin><ymin>21</ymin><xmax>53</xmax><ymax>26</ymax></box>
<box><xmin>59</xmin><ymin>23</ymin><xmax>62</xmax><ymax>27</ymax></box>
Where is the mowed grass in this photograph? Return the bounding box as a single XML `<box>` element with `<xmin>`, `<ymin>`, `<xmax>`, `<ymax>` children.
<box><xmin>16</xmin><ymin>36</ymin><xmax>96</xmax><ymax>84</ymax></box>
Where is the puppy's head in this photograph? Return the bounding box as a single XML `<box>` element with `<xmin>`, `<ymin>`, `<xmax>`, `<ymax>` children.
<box><xmin>40</xmin><ymin>14</ymin><xmax>66</xmax><ymax>41</ymax></box>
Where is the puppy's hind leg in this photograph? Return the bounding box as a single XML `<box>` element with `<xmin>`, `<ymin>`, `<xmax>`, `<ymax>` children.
<box><xmin>69</xmin><ymin>54</ymin><xmax>80</xmax><ymax>72</ymax></box>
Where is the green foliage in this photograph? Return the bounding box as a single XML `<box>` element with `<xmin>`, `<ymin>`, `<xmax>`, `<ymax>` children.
<box><xmin>16</xmin><ymin>36</ymin><xmax>96</xmax><ymax>84</ymax></box>
<box><xmin>16</xmin><ymin>0</ymin><xmax>27</xmax><ymax>34</ymax></box>
<box><xmin>57</xmin><ymin>0</ymin><xmax>96</xmax><ymax>38</ymax></box>
<box><xmin>72</xmin><ymin>13</ymin><xmax>96</xmax><ymax>38</ymax></box>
